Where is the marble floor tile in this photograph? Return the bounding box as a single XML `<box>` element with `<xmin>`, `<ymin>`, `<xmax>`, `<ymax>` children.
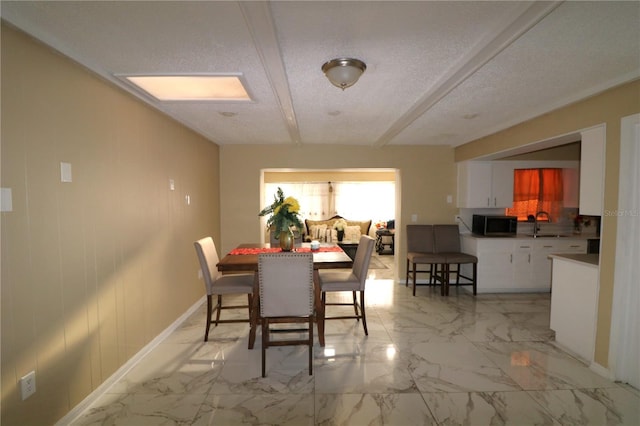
<box><xmin>68</xmin><ymin>254</ymin><xmax>640</xmax><ymax>425</ymax></box>
<box><xmin>527</xmin><ymin>387</ymin><xmax>640</xmax><ymax>425</ymax></box>
<box><xmin>107</xmin><ymin>342</ymin><xmax>227</xmax><ymax>395</ymax></box>
<box><xmin>408</xmin><ymin>341</ymin><xmax>522</xmax><ymax>393</ymax></box>
<box><xmin>476</xmin><ymin>341</ymin><xmax>617</xmax><ymax>391</ymax></box>
<box><xmin>422</xmin><ymin>391</ymin><xmax>560</xmax><ymax>425</ymax></box>
<box><xmin>192</xmin><ymin>394</ymin><xmax>315</xmax><ymax>426</ymax></box>
<box><xmin>316</xmin><ymin>393</ymin><xmax>437</xmax><ymax>425</ymax></box>
<box><xmin>73</xmin><ymin>393</ymin><xmax>207</xmax><ymax>425</ymax></box>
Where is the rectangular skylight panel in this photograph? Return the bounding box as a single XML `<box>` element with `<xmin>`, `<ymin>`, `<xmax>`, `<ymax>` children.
<box><xmin>125</xmin><ymin>75</ymin><xmax>250</xmax><ymax>101</ymax></box>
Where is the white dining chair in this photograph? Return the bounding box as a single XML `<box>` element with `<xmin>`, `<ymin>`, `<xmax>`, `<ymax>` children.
<box><xmin>318</xmin><ymin>235</ymin><xmax>375</xmax><ymax>335</ymax></box>
<box><xmin>194</xmin><ymin>237</ymin><xmax>255</xmax><ymax>342</ymax></box>
<box><xmin>258</xmin><ymin>252</ymin><xmax>315</xmax><ymax>377</ymax></box>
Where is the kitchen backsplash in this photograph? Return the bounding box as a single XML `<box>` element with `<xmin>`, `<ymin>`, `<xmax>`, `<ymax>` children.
<box><xmin>517</xmin><ymin>208</ymin><xmax>600</xmax><ymax>236</ymax></box>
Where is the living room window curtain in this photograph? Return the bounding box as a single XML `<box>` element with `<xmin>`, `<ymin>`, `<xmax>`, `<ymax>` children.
<box><xmin>264</xmin><ymin>183</ymin><xmax>330</xmax><ymax>220</ymax></box>
<box><xmin>507</xmin><ymin>168</ymin><xmax>564</xmax><ymax>220</ymax></box>
<box><xmin>333</xmin><ymin>181</ymin><xmax>395</xmax><ymax>221</ymax></box>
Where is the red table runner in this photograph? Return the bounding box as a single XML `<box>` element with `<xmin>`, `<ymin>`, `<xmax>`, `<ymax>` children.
<box><xmin>229</xmin><ymin>246</ymin><xmax>343</xmax><ymax>255</ymax></box>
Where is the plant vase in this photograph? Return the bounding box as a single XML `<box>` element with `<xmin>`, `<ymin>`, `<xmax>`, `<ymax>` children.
<box><xmin>279</xmin><ymin>229</ymin><xmax>295</xmax><ymax>252</ymax></box>
<box><xmin>337</xmin><ymin>230</ymin><xmax>345</xmax><ymax>242</ymax></box>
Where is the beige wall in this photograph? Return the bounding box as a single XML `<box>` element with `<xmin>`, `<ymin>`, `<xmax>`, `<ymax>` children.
<box><xmin>264</xmin><ymin>170</ymin><xmax>396</xmax><ymax>182</ymax></box>
<box><xmin>219</xmin><ymin>143</ymin><xmax>458</xmax><ymax>275</ymax></box>
<box><xmin>455</xmin><ymin>79</ymin><xmax>640</xmax><ymax>369</ymax></box>
<box><xmin>1</xmin><ymin>24</ymin><xmax>221</xmax><ymax>425</ymax></box>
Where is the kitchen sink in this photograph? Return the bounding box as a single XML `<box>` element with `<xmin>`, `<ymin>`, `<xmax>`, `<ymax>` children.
<box><xmin>526</xmin><ymin>234</ymin><xmax>571</xmax><ymax>238</ymax></box>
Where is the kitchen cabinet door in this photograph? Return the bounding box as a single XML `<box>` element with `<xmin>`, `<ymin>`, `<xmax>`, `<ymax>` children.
<box><xmin>512</xmin><ymin>242</ymin><xmax>534</xmax><ymax>289</ymax></box>
<box><xmin>457</xmin><ymin>161</ymin><xmax>492</xmax><ymax>207</ymax></box>
<box><xmin>462</xmin><ymin>236</ymin><xmax>513</xmax><ymax>292</ymax></box>
<box><xmin>457</xmin><ymin>161</ymin><xmax>514</xmax><ymax>208</ymax></box>
<box><xmin>491</xmin><ymin>162</ymin><xmax>515</xmax><ymax>208</ymax></box>
<box><xmin>530</xmin><ymin>241</ymin><xmax>558</xmax><ymax>291</ymax></box>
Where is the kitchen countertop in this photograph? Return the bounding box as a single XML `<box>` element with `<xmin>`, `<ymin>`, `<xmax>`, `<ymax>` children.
<box><xmin>462</xmin><ymin>233</ymin><xmax>598</xmax><ymax>240</ymax></box>
<box><xmin>548</xmin><ymin>253</ymin><xmax>599</xmax><ymax>267</ymax></box>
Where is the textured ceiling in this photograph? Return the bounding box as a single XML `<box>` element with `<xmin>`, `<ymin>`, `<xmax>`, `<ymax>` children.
<box><xmin>2</xmin><ymin>1</ymin><xmax>639</xmax><ymax>147</ymax></box>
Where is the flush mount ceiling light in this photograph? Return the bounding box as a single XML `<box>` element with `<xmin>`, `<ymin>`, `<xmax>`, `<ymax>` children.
<box><xmin>321</xmin><ymin>58</ymin><xmax>366</xmax><ymax>90</ymax></box>
<box><xmin>124</xmin><ymin>75</ymin><xmax>251</xmax><ymax>101</ymax></box>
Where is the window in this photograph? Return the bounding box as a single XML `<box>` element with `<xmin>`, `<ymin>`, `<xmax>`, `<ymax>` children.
<box><xmin>264</xmin><ymin>181</ymin><xmax>395</xmax><ymax>223</ymax></box>
<box><xmin>506</xmin><ymin>168</ymin><xmax>564</xmax><ymax>221</ymax></box>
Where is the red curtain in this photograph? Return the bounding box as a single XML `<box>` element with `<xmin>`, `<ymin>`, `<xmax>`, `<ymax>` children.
<box><xmin>507</xmin><ymin>169</ymin><xmax>564</xmax><ymax>221</ymax></box>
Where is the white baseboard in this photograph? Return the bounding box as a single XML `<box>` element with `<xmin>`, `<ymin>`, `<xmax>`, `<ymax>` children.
<box><xmin>590</xmin><ymin>361</ymin><xmax>615</xmax><ymax>380</ymax></box>
<box><xmin>56</xmin><ymin>296</ymin><xmax>206</xmax><ymax>426</ymax></box>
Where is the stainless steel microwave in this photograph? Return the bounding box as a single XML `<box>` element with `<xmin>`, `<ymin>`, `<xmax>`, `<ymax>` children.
<box><xmin>472</xmin><ymin>215</ymin><xmax>518</xmax><ymax>236</ymax></box>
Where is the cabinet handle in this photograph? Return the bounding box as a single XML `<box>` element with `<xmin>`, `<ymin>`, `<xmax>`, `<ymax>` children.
<box><xmin>570</xmin><ymin>245</ymin><xmax>580</xmax><ymax>248</ymax></box>
<box><xmin>520</xmin><ymin>245</ymin><xmax>531</xmax><ymax>249</ymax></box>
<box><xmin>494</xmin><ymin>197</ymin><xmax>497</xmax><ymax>206</ymax></box>
<box><xmin>544</xmin><ymin>245</ymin><xmax>553</xmax><ymax>248</ymax></box>
<box><xmin>487</xmin><ymin>198</ymin><xmax>490</xmax><ymax>207</ymax></box>
<box><xmin>510</xmin><ymin>254</ymin><xmax>513</xmax><ymax>263</ymax></box>
<box><xmin>528</xmin><ymin>254</ymin><xmax>531</xmax><ymax>263</ymax></box>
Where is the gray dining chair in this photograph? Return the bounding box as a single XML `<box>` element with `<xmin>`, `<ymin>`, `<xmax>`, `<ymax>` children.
<box><xmin>318</xmin><ymin>235</ymin><xmax>375</xmax><ymax>335</ymax></box>
<box><xmin>194</xmin><ymin>237</ymin><xmax>255</xmax><ymax>342</ymax></box>
<box><xmin>433</xmin><ymin>224</ymin><xmax>478</xmax><ymax>295</ymax></box>
<box><xmin>258</xmin><ymin>252</ymin><xmax>315</xmax><ymax>377</ymax></box>
<box><xmin>406</xmin><ymin>224</ymin><xmax>447</xmax><ymax>296</ymax></box>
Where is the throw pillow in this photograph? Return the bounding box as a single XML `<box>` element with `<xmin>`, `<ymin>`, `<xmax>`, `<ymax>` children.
<box><xmin>344</xmin><ymin>225</ymin><xmax>361</xmax><ymax>242</ymax></box>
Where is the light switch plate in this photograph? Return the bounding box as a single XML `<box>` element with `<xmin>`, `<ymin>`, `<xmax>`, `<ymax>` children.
<box><xmin>60</xmin><ymin>162</ymin><xmax>72</xmax><ymax>183</ymax></box>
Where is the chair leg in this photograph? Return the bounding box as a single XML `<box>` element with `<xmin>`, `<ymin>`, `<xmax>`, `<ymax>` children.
<box><xmin>352</xmin><ymin>291</ymin><xmax>359</xmax><ymax>318</ymax></box>
<box><xmin>405</xmin><ymin>258</ymin><xmax>410</xmax><ymax>287</ymax></box>
<box><xmin>215</xmin><ymin>295</ymin><xmax>223</xmax><ymax>326</ymax></box>
<box><xmin>205</xmin><ymin>295</ymin><xmax>213</xmax><ymax>342</ymax></box>
<box><xmin>412</xmin><ymin>263</ymin><xmax>417</xmax><ymax>296</ymax></box>
<box><xmin>262</xmin><ymin>318</ymin><xmax>269</xmax><ymax>378</ymax></box>
<box><xmin>441</xmin><ymin>264</ymin><xmax>448</xmax><ymax>296</ymax></box>
<box><xmin>456</xmin><ymin>264</ymin><xmax>461</xmax><ymax>285</ymax></box>
<box><xmin>308</xmin><ymin>316</ymin><xmax>313</xmax><ymax>375</ymax></box>
<box><xmin>472</xmin><ymin>262</ymin><xmax>477</xmax><ymax>295</ymax></box>
<box><xmin>359</xmin><ymin>290</ymin><xmax>368</xmax><ymax>335</ymax></box>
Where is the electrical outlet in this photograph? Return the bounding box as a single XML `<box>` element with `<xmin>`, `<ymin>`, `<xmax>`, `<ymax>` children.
<box><xmin>20</xmin><ymin>371</ymin><xmax>36</xmax><ymax>400</ymax></box>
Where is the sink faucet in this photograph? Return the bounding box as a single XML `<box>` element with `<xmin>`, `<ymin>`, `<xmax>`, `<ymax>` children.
<box><xmin>533</xmin><ymin>211</ymin><xmax>551</xmax><ymax>236</ymax></box>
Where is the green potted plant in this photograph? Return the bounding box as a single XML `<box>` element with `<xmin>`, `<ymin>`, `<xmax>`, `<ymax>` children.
<box><xmin>333</xmin><ymin>218</ymin><xmax>348</xmax><ymax>242</ymax></box>
<box><xmin>259</xmin><ymin>187</ymin><xmax>303</xmax><ymax>251</ymax></box>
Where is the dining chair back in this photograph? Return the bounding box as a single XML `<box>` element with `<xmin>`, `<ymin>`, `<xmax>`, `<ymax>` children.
<box><xmin>258</xmin><ymin>252</ymin><xmax>315</xmax><ymax>377</ymax></box>
<box><xmin>194</xmin><ymin>237</ymin><xmax>254</xmax><ymax>342</ymax></box>
<box><xmin>318</xmin><ymin>235</ymin><xmax>375</xmax><ymax>335</ymax></box>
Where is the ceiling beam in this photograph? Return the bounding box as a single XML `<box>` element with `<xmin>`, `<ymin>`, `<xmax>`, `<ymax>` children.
<box><xmin>240</xmin><ymin>1</ymin><xmax>301</xmax><ymax>144</ymax></box>
<box><xmin>374</xmin><ymin>1</ymin><xmax>564</xmax><ymax>147</ymax></box>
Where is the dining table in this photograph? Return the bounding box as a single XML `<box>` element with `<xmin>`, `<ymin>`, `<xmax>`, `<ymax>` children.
<box><xmin>216</xmin><ymin>242</ymin><xmax>353</xmax><ymax>349</ymax></box>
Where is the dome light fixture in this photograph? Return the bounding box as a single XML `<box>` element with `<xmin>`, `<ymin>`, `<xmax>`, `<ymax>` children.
<box><xmin>321</xmin><ymin>58</ymin><xmax>367</xmax><ymax>90</ymax></box>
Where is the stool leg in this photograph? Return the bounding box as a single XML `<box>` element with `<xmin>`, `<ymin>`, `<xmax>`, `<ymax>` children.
<box><xmin>405</xmin><ymin>258</ymin><xmax>410</xmax><ymax>287</ymax></box>
<box><xmin>412</xmin><ymin>263</ymin><xmax>417</xmax><ymax>296</ymax></box>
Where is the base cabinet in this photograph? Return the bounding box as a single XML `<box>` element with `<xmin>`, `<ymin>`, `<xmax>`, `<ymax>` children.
<box><xmin>461</xmin><ymin>235</ymin><xmax>587</xmax><ymax>293</ymax></box>
<box><xmin>549</xmin><ymin>256</ymin><xmax>599</xmax><ymax>362</ymax></box>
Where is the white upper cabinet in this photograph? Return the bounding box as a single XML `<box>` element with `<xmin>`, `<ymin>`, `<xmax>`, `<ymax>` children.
<box><xmin>562</xmin><ymin>167</ymin><xmax>580</xmax><ymax>208</ymax></box>
<box><xmin>457</xmin><ymin>161</ymin><xmax>514</xmax><ymax>208</ymax></box>
<box><xmin>579</xmin><ymin>125</ymin><xmax>606</xmax><ymax>215</ymax></box>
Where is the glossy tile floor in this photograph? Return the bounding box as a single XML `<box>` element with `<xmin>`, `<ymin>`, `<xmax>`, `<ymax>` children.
<box><xmin>73</xmin><ymin>254</ymin><xmax>639</xmax><ymax>425</ymax></box>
